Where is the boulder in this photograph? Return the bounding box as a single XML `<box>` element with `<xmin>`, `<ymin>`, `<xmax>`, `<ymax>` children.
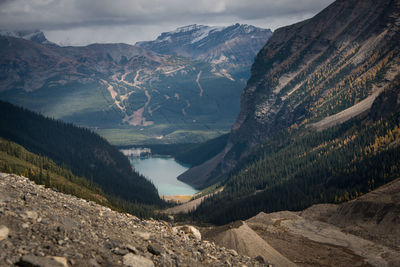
<box><xmin>173</xmin><ymin>225</ymin><xmax>201</xmax><ymax>240</ymax></box>
<box><xmin>16</xmin><ymin>255</ymin><xmax>68</xmax><ymax>267</ymax></box>
<box><xmin>0</xmin><ymin>225</ymin><xmax>9</xmax><ymax>241</ymax></box>
<box><xmin>122</xmin><ymin>253</ymin><xmax>154</xmax><ymax>267</ymax></box>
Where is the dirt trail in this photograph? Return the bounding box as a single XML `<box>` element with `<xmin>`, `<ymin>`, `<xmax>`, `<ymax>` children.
<box><xmin>160</xmin><ymin>66</ymin><xmax>185</xmax><ymax>75</ymax></box>
<box><xmin>196</xmin><ymin>71</ymin><xmax>204</xmax><ymax>97</ymax></box>
<box><xmin>122</xmin><ymin>107</ymin><xmax>154</xmax><ymax>126</ymax></box>
<box><xmin>101</xmin><ymin>79</ymin><xmax>125</xmax><ymax>112</ymax></box>
<box><xmin>132</xmin><ymin>70</ymin><xmax>143</xmax><ymax>88</ymax></box>
<box><xmin>108</xmin><ymin>69</ymin><xmax>153</xmax><ymax>126</ymax></box>
<box><xmin>120</xmin><ymin>71</ymin><xmax>135</xmax><ymax>87</ymax></box>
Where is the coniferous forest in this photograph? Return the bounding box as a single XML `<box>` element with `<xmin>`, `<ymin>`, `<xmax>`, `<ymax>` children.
<box><xmin>0</xmin><ymin>137</ymin><xmax>110</xmax><ymax>206</ymax></box>
<box><xmin>0</xmin><ymin>100</ymin><xmax>162</xmax><ymax>208</ymax></box>
<box><xmin>190</xmin><ymin>79</ymin><xmax>400</xmax><ymax>225</ymax></box>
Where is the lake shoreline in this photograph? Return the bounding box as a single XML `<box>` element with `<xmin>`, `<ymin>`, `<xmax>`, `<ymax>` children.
<box><xmin>129</xmin><ymin>156</ymin><xmax>199</xmax><ymax>196</ymax></box>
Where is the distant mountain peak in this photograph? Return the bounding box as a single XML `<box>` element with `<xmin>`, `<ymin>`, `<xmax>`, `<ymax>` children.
<box><xmin>0</xmin><ymin>29</ymin><xmax>55</xmax><ymax>45</ymax></box>
<box><xmin>155</xmin><ymin>24</ymin><xmax>226</xmax><ymax>44</ymax></box>
<box><xmin>172</xmin><ymin>24</ymin><xmax>210</xmax><ymax>33</ymax></box>
<box><xmin>137</xmin><ymin>23</ymin><xmax>272</xmax><ymax>79</ymax></box>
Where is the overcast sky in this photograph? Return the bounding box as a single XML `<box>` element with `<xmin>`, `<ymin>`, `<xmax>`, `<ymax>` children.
<box><xmin>0</xmin><ymin>0</ymin><xmax>335</xmax><ymax>46</ymax></box>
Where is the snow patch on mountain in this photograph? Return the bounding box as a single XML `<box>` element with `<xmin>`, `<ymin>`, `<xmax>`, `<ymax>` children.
<box><xmin>154</xmin><ymin>24</ymin><xmax>226</xmax><ymax>44</ymax></box>
<box><xmin>136</xmin><ymin>23</ymin><xmax>273</xmax><ymax>79</ymax></box>
<box><xmin>190</xmin><ymin>26</ymin><xmax>226</xmax><ymax>44</ymax></box>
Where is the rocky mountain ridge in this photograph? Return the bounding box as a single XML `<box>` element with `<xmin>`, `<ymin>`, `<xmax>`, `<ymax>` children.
<box><xmin>0</xmin><ymin>29</ymin><xmax>54</xmax><ymax>45</ymax></box>
<box><xmin>179</xmin><ymin>0</ymin><xmax>400</xmax><ymax>187</ymax></box>
<box><xmin>230</xmin><ymin>0</ymin><xmax>400</xmax><ymax>158</ymax></box>
<box><xmin>0</xmin><ymin>172</ymin><xmax>266</xmax><ymax>266</ymax></box>
<box><xmin>136</xmin><ymin>24</ymin><xmax>272</xmax><ymax>80</ymax></box>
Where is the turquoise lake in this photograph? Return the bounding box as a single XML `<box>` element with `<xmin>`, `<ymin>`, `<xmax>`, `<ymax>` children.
<box><xmin>130</xmin><ymin>157</ymin><xmax>199</xmax><ymax>196</ymax></box>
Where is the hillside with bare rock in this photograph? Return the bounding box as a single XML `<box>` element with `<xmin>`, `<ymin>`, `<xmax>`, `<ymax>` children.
<box><xmin>201</xmin><ymin>179</ymin><xmax>400</xmax><ymax>266</ymax></box>
<box><xmin>180</xmin><ymin>0</ymin><xmax>400</xmax><ymax>187</ymax></box>
<box><xmin>0</xmin><ymin>173</ymin><xmax>265</xmax><ymax>266</ymax></box>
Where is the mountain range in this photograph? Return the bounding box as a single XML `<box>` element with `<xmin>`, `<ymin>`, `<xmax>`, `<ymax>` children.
<box><xmin>0</xmin><ymin>24</ymin><xmax>271</xmax><ymax>145</ymax></box>
<box><xmin>137</xmin><ymin>24</ymin><xmax>272</xmax><ymax>80</ymax></box>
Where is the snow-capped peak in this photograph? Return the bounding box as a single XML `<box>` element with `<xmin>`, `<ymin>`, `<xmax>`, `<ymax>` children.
<box><xmin>190</xmin><ymin>26</ymin><xmax>226</xmax><ymax>44</ymax></box>
<box><xmin>171</xmin><ymin>24</ymin><xmax>206</xmax><ymax>34</ymax></box>
<box><xmin>154</xmin><ymin>24</ymin><xmax>227</xmax><ymax>44</ymax></box>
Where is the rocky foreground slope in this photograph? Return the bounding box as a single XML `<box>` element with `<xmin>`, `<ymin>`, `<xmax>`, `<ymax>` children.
<box><xmin>0</xmin><ymin>173</ymin><xmax>265</xmax><ymax>266</ymax></box>
<box><xmin>201</xmin><ymin>178</ymin><xmax>400</xmax><ymax>266</ymax></box>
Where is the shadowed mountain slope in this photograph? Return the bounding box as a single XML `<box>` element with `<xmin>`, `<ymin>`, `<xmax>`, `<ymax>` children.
<box><xmin>180</xmin><ymin>0</ymin><xmax>400</xmax><ymax>188</ymax></box>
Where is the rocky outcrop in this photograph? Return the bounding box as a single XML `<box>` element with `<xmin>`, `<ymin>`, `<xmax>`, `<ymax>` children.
<box><xmin>0</xmin><ymin>172</ymin><xmax>266</xmax><ymax>266</ymax></box>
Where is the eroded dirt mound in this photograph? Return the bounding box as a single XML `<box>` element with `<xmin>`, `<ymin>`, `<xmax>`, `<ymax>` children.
<box><xmin>202</xmin><ymin>221</ymin><xmax>296</xmax><ymax>266</ymax></box>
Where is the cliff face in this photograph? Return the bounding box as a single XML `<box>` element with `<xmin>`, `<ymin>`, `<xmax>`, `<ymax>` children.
<box><xmin>180</xmin><ymin>0</ymin><xmax>400</xmax><ymax>187</ymax></box>
<box><xmin>231</xmin><ymin>0</ymin><xmax>400</xmax><ymax>150</ymax></box>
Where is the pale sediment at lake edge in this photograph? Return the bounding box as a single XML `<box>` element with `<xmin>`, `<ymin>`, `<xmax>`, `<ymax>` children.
<box><xmin>162</xmin><ymin>195</ymin><xmax>193</xmax><ymax>203</ymax></box>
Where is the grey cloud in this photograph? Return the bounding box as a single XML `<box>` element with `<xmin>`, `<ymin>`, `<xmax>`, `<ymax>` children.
<box><xmin>0</xmin><ymin>0</ymin><xmax>334</xmax><ymax>45</ymax></box>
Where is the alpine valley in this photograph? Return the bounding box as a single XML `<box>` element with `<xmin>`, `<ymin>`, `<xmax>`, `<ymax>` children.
<box><xmin>0</xmin><ymin>24</ymin><xmax>272</xmax><ymax>145</ymax></box>
<box><xmin>1</xmin><ymin>0</ymin><xmax>400</xmax><ymax>266</ymax></box>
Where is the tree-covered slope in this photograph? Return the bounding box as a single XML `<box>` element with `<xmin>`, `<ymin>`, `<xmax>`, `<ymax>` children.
<box><xmin>0</xmin><ymin>137</ymin><xmax>109</xmax><ymax>207</ymax></box>
<box><xmin>231</xmin><ymin>0</ymin><xmax>400</xmax><ymax>157</ymax></box>
<box><xmin>179</xmin><ymin>0</ymin><xmax>400</xmax><ymax>188</ymax></box>
<box><xmin>0</xmin><ymin>100</ymin><xmax>161</xmax><ymax>205</ymax></box>
<box><xmin>192</xmin><ymin>76</ymin><xmax>400</xmax><ymax>224</ymax></box>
